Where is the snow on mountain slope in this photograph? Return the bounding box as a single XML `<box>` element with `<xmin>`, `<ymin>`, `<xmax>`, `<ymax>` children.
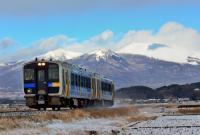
<box><xmin>0</xmin><ymin>63</ymin><xmax>6</xmax><ymax>66</ymax></box>
<box><xmin>72</xmin><ymin>49</ymin><xmax>130</xmax><ymax>71</ymax></box>
<box><xmin>39</xmin><ymin>49</ymin><xmax>81</xmax><ymax>60</ymax></box>
<box><xmin>89</xmin><ymin>49</ymin><xmax>121</xmax><ymax>61</ymax></box>
<box><xmin>117</xmin><ymin>42</ymin><xmax>200</xmax><ymax>65</ymax></box>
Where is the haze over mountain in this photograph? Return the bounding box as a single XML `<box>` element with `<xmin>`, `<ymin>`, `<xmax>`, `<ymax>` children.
<box><xmin>1</xmin><ymin>49</ymin><xmax>200</xmax><ymax>93</ymax></box>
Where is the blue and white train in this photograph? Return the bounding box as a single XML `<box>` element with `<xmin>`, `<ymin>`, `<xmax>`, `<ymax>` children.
<box><xmin>23</xmin><ymin>58</ymin><xmax>115</xmax><ymax>110</ymax></box>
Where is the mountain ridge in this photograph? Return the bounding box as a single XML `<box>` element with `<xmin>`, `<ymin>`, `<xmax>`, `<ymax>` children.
<box><xmin>1</xmin><ymin>49</ymin><xmax>200</xmax><ymax>92</ymax></box>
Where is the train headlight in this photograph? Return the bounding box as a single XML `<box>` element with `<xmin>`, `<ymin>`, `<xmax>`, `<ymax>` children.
<box><xmin>38</xmin><ymin>63</ymin><xmax>46</xmax><ymax>66</ymax></box>
<box><xmin>27</xmin><ymin>89</ymin><xmax>32</xmax><ymax>93</ymax></box>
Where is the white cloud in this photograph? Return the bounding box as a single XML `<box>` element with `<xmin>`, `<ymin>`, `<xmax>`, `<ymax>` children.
<box><xmin>64</xmin><ymin>30</ymin><xmax>114</xmax><ymax>53</ymax></box>
<box><xmin>117</xmin><ymin>22</ymin><xmax>200</xmax><ymax>63</ymax></box>
<box><xmin>0</xmin><ymin>37</ymin><xmax>16</xmax><ymax>49</ymax></box>
<box><xmin>6</xmin><ymin>35</ymin><xmax>72</xmax><ymax>61</ymax></box>
<box><xmin>4</xmin><ymin>31</ymin><xmax>114</xmax><ymax>62</ymax></box>
<box><xmin>3</xmin><ymin>22</ymin><xmax>200</xmax><ymax>64</ymax></box>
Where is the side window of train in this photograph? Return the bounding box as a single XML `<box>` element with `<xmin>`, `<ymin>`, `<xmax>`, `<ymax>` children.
<box><xmin>86</xmin><ymin>77</ymin><xmax>88</xmax><ymax>88</ymax></box>
<box><xmin>71</xmin><ymin>73</ymin><xmax>74</xmax><ymax>86</ymax></box>
<box><xmin>81</xmin><ymin>76</ymin><xmax>84</xmax><ymax>87</ymax></box>
<box><xmin>78</xmin><ymin>75</ymin><xmax>80</xmax><ymax>87</ymax></box>
<box><xmin>75</xmin><ymin>74</ymin><xmax>77</xmax><ymax>86</ymax></box>
<box><xmin>62</xmin><ymin>69</ymin><xmax>65</xmax><ymax>90</ymax></box>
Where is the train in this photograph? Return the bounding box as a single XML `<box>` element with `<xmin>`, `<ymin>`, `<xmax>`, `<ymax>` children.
<box><xmin>23</xmin><ymin>58</ymin><xmax>115</xmax><ymax>110</ymax></box>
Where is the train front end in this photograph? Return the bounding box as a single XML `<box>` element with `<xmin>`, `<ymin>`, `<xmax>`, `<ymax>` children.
<box><xmin>23</xmin><ymin>60</ymin><xmax>61</xmax><ymax>110</ymax></box>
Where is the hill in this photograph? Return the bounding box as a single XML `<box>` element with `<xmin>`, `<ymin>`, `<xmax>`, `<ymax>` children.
<box><xmin>116</xmin><ymin>82</ymin><xmax>200</xmax><ymax>100</ymax></box>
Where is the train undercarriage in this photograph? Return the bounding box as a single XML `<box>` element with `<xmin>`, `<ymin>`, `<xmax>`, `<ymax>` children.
<box><xmin>25</xmin><ymin>96</ymin><xmax>114</xmax><ymax>111</ymax></box>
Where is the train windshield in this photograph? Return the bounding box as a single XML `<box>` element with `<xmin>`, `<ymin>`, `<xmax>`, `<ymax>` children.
<box><xmin>24</xmin><ymin>69</ymin><xmax>35</xmax><ymax>81</ymax></box>
<box><xmin>48</xmin><ymin>64</ymin><xmax>59</xmax><ymax>81</ymax></box>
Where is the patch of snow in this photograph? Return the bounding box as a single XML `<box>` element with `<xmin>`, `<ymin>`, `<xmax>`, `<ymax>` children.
<box><xmin>122</xmin><ymin>115</ymin><xmax>200</xmax><ymax>135</ymax></box>
<box><xmin>47</xmin><ymin>118</ymin><xmax>127</xmax><ymax>135</ymax></box>
<box><xmin>39</xmin><ymin>49</ymin><xmax>81</xmax><ymax>61</ymax></box>
<box><xmin>0</xmin><ymin>63</ymin><xmax>6</xmax><ymax>66</ymax></box>
<box><xmin>89</xmin><ymin>49</ymin><xmax>121</xmax><ymax>61</ymax></box>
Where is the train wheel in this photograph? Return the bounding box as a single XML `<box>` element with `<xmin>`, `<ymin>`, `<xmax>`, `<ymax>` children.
<box><xmin>52</xmin><ymin>107</ymin><xmax>55</xmax><ymax>111</ymax></box>
<box><xmin>37</xmin><ymin>107</ymin><xmax>41</xmax><ymax>111</ymax></box>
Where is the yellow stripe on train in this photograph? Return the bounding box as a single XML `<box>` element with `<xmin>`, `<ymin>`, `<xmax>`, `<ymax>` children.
<box><xmin>48</xmin><ymin>82</ymin><xmax>60</xmax><ymax>87</ymax></box>
<box><xmin>52</xmin><ymin>82</ymin><xmax>60</xmax><ymax>87</ymax></box>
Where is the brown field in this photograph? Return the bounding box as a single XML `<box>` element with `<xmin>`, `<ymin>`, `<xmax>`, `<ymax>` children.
<box><xmin>0</xmin><ymin>106</ymin><xmax>140</xmax><ymax>131</ymax></box>
<box><xmin>178</xmin><ymin>108</ymin><xmax>200</xmax><ymax>114</ymax></box>
<box><xmin>126</xmin><ymin>115</ymin><xmax>157</xmax><ymax>123</ymax></box>
<box><xmin>31</xmin><ymin>106</ymin><xmax>139</xmax><ymax>122</ymax></box>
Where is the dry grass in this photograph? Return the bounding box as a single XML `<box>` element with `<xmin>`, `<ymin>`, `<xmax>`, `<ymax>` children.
<box><xmin>33</xmin><ymin>106</ymin><xmax>139</xmax><ymax>122</ymax></box>
<box><xmin>32</xmin><ymin>109</ymin><xmax>90</xmax><ymax>122</ymax></box>
<box><xmin>151</xmin><ymin>103</ymin><xmax>178</xmax><ymax>109</ymax></box>
<box><xmin>0</xmin><ymin>117</ymin><xmax>23</xmax><ymax>130</ymax></box>
<box><xmin>0</xmin><ymin>106</ymin><xmax>140</xmax><ymax>131</ymax></box>
<box><xmin>178</xmin><ymin>108</ymin><xmax>200</xmax><ymax>114</ymax></box>
<box><xmin>126</xmin><ymin>115</ymin><xmax>157</xmax><ymax>122</ymax></box>
<box><xmin>159</xmin><ymin>104</ymin><xmax>177</xmax><ymax>109</ymax></box>
<box><xmin>88</xmin><ymin>106</ymin><xmax>138</xmax><ymax>118</ymax></box>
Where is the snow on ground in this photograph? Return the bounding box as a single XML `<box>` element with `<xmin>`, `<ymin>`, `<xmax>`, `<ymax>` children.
<box><xmin>135</xmin><ymin>115</ymin><xmax>200</xmax><ymax>127</ymax></box>
<box><xmin>3</xmin><ymin>115</ymin><xmax>200</xmax><ymax>135</ymax></box>
<box><xmin>47</xmin><ymin>118</ymin><xmax>128</xmax><ymax>135</ymax></box>
<box><xmin>43</xmin><ymin>115</ymin><xmax>200</xmax><ymax>135</ymax></box>
<box><xmin>0</xmin><ymin>128</ymin><xmax>42</xmax><ymax>135</ymax></box>
<box><xmin>121</xmin><ymin>115</ymin><xmax>200</xmax><ymax>135</ymax></box>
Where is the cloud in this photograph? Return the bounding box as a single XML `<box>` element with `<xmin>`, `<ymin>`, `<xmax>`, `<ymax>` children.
<box><xmin>0</xmin><ymin>37</ymin><xmax>16</xmax><ymax>49</ymax></box>
<box><xmin>117</xmin><ymin>22</ymin><xmax>200</xmax><ymax>63</ymax></box>
<box><xmin>0</xmin><ymin>0</ymin><xmax>199</xmax><ymax>17</ymax></box>
<box><xmin>5</xmin><ymin>30</ymin><xmax>114</xmax><ymax>61</ymax></box>
<box><xmin>63</xmin><ymin>30</ymin><xmax>114</xmax><ymax>53</ymax></box>
<box><xmin>3</xmin><ymin>21</ymin><xmax>200</xmax><ymax>64</ymax></box>
<box><xmin>7</xmin><ymin>35</ymin><xmax>71</xmax><ymax>61</ymax></box>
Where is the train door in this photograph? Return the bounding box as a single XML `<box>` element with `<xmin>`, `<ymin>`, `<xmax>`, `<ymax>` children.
<box><xmin>37</xmin><ymin>69</ymin><xmax>47</xmax><ymax>93</ymax></box>
<box><xmin>36</xmin><ymin>67</ymin><xmax>47</xmax><ymax>105</ymax></box>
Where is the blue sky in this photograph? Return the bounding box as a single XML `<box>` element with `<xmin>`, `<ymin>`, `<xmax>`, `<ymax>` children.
<box><xmin>0</xmin><ymin>0</ymin><xmax>200</xmax><ymax>63</ymax></box>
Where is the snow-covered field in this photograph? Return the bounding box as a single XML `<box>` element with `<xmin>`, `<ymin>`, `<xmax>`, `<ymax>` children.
<box><xmin>47</xmin><ymin>118</ymin><xmax>128</xmax><ymax>135</ymax></box>
<box><xmin>122</xmin><ymin>115</ymin><xmax>200</xmax><ymax>135</ymax></box>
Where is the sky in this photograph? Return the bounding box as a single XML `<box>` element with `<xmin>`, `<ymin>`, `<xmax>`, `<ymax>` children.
<box><xmin>0</xmin><ymin>0</ymin><xmax>200</xmax><ymax>63</ymax></box>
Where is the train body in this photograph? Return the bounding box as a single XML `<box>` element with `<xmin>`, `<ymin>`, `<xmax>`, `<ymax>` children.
<box><xmin>23</xmin><ymin>59</ymin><xmax>115</xmax><ymax>110</ymax></box>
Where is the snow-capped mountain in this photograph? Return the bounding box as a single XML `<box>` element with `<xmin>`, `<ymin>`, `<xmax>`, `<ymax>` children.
<box><xmin>70</xmin><ymin>50</ymin><xmax>200</xmax><ymax>88</ymax></box>
<box><xmin>1</xmin><ymin>49</ymin><xmax>200</xmax><ymax>93</ymax></box>
<box><xmin>73</xmin><ymin>49</ymin><xmax>130</xmax><ymax>71</ymax></box>
<box><xmin>0</xmin><ymin>61</ymin><xmax>23</xmax><ymax>92</ymax></box>
<box><xmin>89</xmin><ymin>49</ymin><xmax>122</xmax><ymax>61</ymax></box>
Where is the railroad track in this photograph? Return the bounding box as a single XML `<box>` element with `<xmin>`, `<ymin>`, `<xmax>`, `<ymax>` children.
<box><xmin>0</xmin><ymin>110</ymin><xmax>42</xmax><ymax>117</ymax></box>
<box><xmin>0</xmin><ymin>108</ymin><xmax>72</xmax><ymax>117</ymax></box>
<box><xmin>130</xmin><ymin>125</ymin><xmax>200</xmax><ymax>129</ymax></box>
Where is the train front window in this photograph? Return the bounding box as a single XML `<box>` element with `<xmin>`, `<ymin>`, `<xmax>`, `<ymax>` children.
<box><xmin>24</xmin><ymin>69</ymin><xmax>35</xmax><ymax>81</ymax></box>
<box><xmin>48</xmin><ymin>64</ymin><xmax>59</xmax><ymax>81</ymax></box>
